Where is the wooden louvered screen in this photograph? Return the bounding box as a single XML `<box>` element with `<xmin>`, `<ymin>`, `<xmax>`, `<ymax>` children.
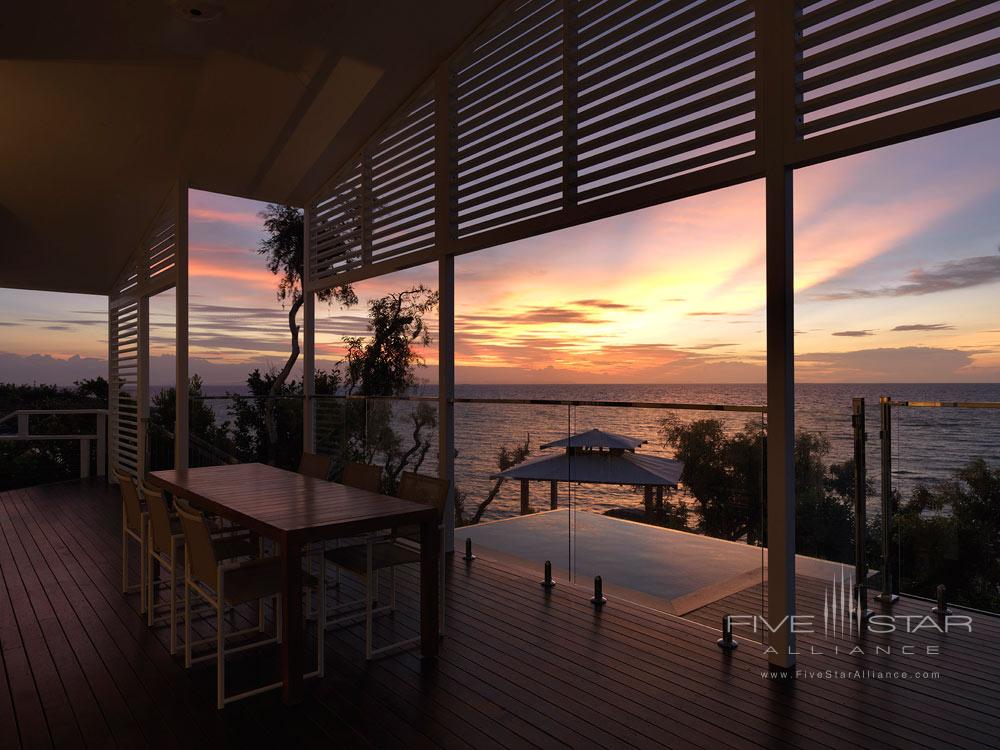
<box><xmin>310</xmin><ymin>160</ymin><xmax>363</xmax><ymax>282</ymax></box>
<box><xmin>796</xmin><ymin>0</ymin><xmax>1000</xmax><ymax>139</ymax></box>
<box><xmin>146</xmin><ymin>214</ymin><xmax>177</xmax><ymax>285</ymax></box>
<box><xmin>576</xmin><ymin>0</ymin><xmax>757</xmax><ymax>202</ymax></box>
<box><xmin>109</xmin><ymin>301</ymin><xmax>140</xmax><ymax>477</ymax></box>
<box><xmin>108</xmin><ymin>186</ymin><xmax>177</xmax><ymax>477</ymax></box>
<box><xmin>310</xmin><ymin>86</ymin><xmax>437</xmax><ymax>287</ymax></box>
<box><xmin>110</xmin><ymin>192</ymin><xmax>179</xmax><ymax>303</ymax></box>
<box><xmin>370</xmin><ymin>88</ymin><xmax>437</xmax><ymax>263</ymax></box>
<box><xmin>453</xmin><ymin>0</ymin><xmax>565</xmax><ymax>237</ymax></box>
<box><xmin>304</xmin><ymin>0</ymin><xmax>1000</xmax><ymax>290</ymax></box>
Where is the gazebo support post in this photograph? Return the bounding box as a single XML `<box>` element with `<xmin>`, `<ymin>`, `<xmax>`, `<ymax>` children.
<box><xmin>644</xmin><ymin>485</ymin><xmax>653</xmax><ymax>519</ymax></box>
<box><xmin>655</xmin><ymin>486</ymin><xmax>664</xmax><ymax>515</ymax></box>
<box><xmin>520</xmin><ymin>480</ymin><xmax>530</xmax><ymax>515</ymax></box>
<box><xmin>550</xmin><ymin>481</ymin><xmax>558</xmax><ymax>510</ymax></box>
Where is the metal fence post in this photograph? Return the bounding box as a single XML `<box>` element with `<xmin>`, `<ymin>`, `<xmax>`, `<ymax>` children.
<box><xmin>852</xmin><ymin>398</ymin><xmax>871</xmax><ymax>618</ymax></box>
<box><xmin>876</xmin><ymin>396</ymin><xmax>898</xmax><ymax>603</ymax></box>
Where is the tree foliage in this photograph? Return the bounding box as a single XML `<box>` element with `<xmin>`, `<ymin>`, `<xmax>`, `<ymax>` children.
<box><xmin>660</xmin><ymin>417</ymin><xmax>857</xmax><ymax>561</ymax></box>
<box><xmin>343</xmin><ymin>286</ymin><xmax>439</xmax><ymax>397</ymax></box>
<box><xmin>0</xmin><ymin>378</ymin><xmax>110</xmax><ymax>490</ymax></box>
<box><xmin>255</xmin><ymin>204</ymin><xmax>356</xmax><ymax>463</ymax></box>
<box><xmin>456</xmin><ymin>435</ymin><xmax>531</xmax><ymax>527</ymax></box>
<box><xmin>896</xmin><ymin>458</ymin><xmax>1000</xmax><ymax>611</ymax></box>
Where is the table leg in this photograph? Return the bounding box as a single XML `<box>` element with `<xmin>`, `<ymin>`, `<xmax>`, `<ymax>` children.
<box><xmin>281</xmin><ymin>538</ymin><xmax>304</xmax><ymax>705</ymax></box>
<box><xmin>420</xmin><ymin>518</ymin><xmax>440</xmax><ymax>658</ymax></box>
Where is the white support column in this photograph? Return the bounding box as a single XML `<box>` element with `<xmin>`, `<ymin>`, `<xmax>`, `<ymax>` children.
<box><xmin>438</xmin><ymin>255</ymin><xmax>456</xmax><ymax>553</ymax></box>
<box><xmin>175</xmin><ymin>182</ymin><xmax>190</xmax><ymax>470</ymax></box>
<box><xmin>765</xmin><ymin>166</ymin><xmax>796</xmax><ymax>671</ymax></box>
<box><xmin>137</xmin><ymin>296</ymin><xmax>150</xmax><ymax>479</ymax></box>
<box><xmin>435</xmin><ymin>63</ymin><xmax>456</xmax><ymax>553</ymax></box>
<box><xmin>303</xmin><ymin>206</ymin><xmax>316</xmax><ymax>454</ymax></box>
<box><xmin>760</xmin><ymin>0</ymin><xmax>798</xmax><ymax>673</ymax></box>
<box><xmin>96</xmin><ymin>412</ymin><xmax>107</xmax><ymax>477</ymax></box>
<box><xmin>108</xmin><ymin>302</ymin><xmax>119</xmax><ymax>481</ymax></box>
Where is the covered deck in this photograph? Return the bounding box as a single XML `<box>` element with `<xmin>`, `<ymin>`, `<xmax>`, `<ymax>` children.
<box><xmin>2</xmin><ymin>479</ymin><xmax>998</xmax><ymax>748</ymax></box>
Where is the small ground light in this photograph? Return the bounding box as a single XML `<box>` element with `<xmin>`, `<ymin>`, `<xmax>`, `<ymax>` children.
<box><xmin>463</xmin><ymin>538</ymin><xmax>476</xmax><ymax>562</ymax></box>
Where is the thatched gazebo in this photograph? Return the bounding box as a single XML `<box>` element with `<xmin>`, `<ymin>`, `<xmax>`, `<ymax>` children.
<box><xmin>492</xmin><ymin>428</ymin><xmax>683</xmax><ymax>514</ymax></box>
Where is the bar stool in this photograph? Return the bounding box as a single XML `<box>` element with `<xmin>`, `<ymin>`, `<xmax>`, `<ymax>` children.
<box><xmin>141</xmin><ymin>482</ymin><xmax>184</xmax><ymax>652</ymax></box>
<box><xmin>115</xmin><ymin>468</ymin><xmax>147</xmax><ymax>614</ymax></box>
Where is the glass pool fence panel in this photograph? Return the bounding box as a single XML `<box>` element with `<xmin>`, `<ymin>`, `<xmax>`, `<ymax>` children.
<box><xmin>179</xmin><ymin>394</ymin><xmax>304</xmax><ymax>471</ymax></box>
<box><xmin>453</xmin><ymin>399</ymin><xmax>574</xmax><ymax>579</ymax></box>
<box><xmin>566</xmin><ymin>401</ymin><xmax>767</xmax><ymax>617</ymax></box>
<box><xmin>889</xmin><ymin>399</ymin><xmax>1000</xmax><ymax>615</ymax></box>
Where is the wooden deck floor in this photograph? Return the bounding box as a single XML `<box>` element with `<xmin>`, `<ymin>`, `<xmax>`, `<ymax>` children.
<box><xmin>2</xmin><ymin>479</ymin><xmax>999</xmax><ymax>748</ymax></box>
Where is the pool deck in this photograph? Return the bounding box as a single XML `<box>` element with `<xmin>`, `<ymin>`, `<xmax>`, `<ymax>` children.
<box><xmin>461</xmin><ymin>509</ymin><xmax>852</xmax><ymax>615</ymax></box>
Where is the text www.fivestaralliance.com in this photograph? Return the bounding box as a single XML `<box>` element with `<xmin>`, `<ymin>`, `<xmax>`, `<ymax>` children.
<box><xmin>761</xmin><ymin>669</ymin><xmax>940</xmax><ymax>680</ymax></box>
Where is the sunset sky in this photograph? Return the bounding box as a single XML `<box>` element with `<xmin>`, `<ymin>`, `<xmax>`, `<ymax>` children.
<box><xmin>2</xmin><ymin>119</ymin><xmax>999</xmax><ymax>385</ymax></box>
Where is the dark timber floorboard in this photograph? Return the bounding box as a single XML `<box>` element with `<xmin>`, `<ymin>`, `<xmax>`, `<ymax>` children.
<box><xmin>1</xmin><ymin>478</ymin><xmax>999</xmax><ymax>748</ymax></box>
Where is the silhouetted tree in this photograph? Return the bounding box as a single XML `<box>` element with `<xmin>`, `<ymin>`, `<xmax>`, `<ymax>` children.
<box><xmin>660</xmin><ymin>417</ymin><xmax>856</xmax><ymax>560</ymax></box>
<box><xmin>342</xmin><ymin>286</ymin><xmax>439</xmax><ymax>397</ymax></box>
<box><xmin>340</xmin><ymin>285</ymin><xmax>440</xmax><ymax>493</ymax></box>
<box><xmin>456</xmin><ymin>435</ymin><xmax>531</xmax><ymax>526</ymax></box>
<box><xmin>255</xmin><ymin>204</ymin><xmax>356</xmax><ymax>463</ymax></box>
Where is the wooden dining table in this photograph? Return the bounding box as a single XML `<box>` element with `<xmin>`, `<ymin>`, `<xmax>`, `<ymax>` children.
<box><xmin>149</xmin><ymin>463</ymin><xmax>440</xmax><ymax>705</ymax></box>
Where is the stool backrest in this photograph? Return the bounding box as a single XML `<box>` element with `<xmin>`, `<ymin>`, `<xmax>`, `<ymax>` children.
<box><xmin>175</xmin><ymin>500</ymin><xmax>218</xmax><ymax>584</ymax></box>
<box><xmin>398</xmin><ymin>471</ymin><xmax>449</xmax><ymax>520</ymax></box>
<box><xmin>298</xmin><ymin>451</ymin><xmax>333</xmax><ymax>480</ymax></box>
<box><xmin>341</xmin><ymin>462</ymin><xmax>381</xmax><ymax>493</ymax></box>
<box><xmin>114</xmin><ymin>469</ymin><xmax>143</xmax><ymax>532</ymax></box>
<box><xmin>140</xmin><ymin>482</ymin><xmax>174</xmax><ymax>556</ymax></box>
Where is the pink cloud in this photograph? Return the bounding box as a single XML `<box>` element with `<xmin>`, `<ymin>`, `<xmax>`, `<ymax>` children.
<box><xmin>189</xmin><ymin>206</ymin><xmax>262</xmax><ymax>227</ymax></box>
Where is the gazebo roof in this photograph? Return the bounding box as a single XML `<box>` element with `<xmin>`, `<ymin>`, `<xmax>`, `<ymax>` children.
<box><xmin>540</xmin><ymin>428</ymin><xmax>646</xmax><ymax>451</ymax></box>
<box><xmin>492</xmin><ymin>450</ymin><xmax>682</xmax><ymax>487</ymax></box>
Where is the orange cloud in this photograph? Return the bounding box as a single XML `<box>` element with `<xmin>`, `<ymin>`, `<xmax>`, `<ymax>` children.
<box><xmin>188</xmin><ymin>258</ymin><xmax>277</xmax><ymax>290</ymax></box>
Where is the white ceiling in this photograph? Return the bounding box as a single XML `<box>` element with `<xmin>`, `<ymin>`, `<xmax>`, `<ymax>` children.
<box><xmin>0</xmin><ymin>0</ymin><xmax>500</xmax><ymax>295</ymax></box>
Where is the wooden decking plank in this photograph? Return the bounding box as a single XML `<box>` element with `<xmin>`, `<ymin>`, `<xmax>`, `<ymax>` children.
<box><xmin>6</xmin><ymin>488</ymin><xmax>116</xmax><ymax>748</ymax></box>
<box><xmin>372</xmin><ymin>563</ymin><xmax>847</xmax><ymax>750</ymax></box>
<box><xmin>72</xmin><ymin>482</ymin><xmax>537</xmax><ymax>750</ymax></box>
<box><xmin>0</xmin><ymin>498</ymin><xmax>80</xmax><ymax>748</ymax></box>
<box><xmin>462</xmin><ymin>569</ymin><xmax>992</xmax><ymax>746</ymax></box>
<box><xmin>41</xmin><ymin>481</ymin><xmax>416</xmax><ymax>749</ymax></box>
<box><xmin>449</xmin><ymin>563</ymin><xmax>886</xmax><ymax>745</ymax></box>
<box><xmin>21</xmin><ymin>481</ymin><xmax>286</xmax><ymax>748</ymax></box>
<box><xmin>4</xmin><ymin>479</ymin><xmax>1000</xmax><ymax>750</ymax></box>
<box><xmin>689</xmin><ymin>579</ymin><xmax>1000</xmax><ymax>718</ymax></box>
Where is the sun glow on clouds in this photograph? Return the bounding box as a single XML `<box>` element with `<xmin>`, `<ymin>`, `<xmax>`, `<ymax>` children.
<box><xmin>5</xmin><ymin>122</ymin><xmax>1000</xmax><ymax>385</ymax></box>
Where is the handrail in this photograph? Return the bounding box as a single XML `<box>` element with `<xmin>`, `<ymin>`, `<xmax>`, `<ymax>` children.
<box><xmin>887</xmin><ymin>400</ymin><xmax>1000</xmax><ymax>409</ymax></box>
<box><xmin>147</xmin><ymin>422</ymin><xmax>240</xmax><ymax>466</ymax></box>
<box><xmin>191</xmin><ymin>394</ymin><xmax>766</xmax><ymax>413</ymax></box>
<box><xmin>0</xmin><ymin>409</ymin><xmax>108</xmax><ymax>479</ymax></box>
<box><xmin>0</xmin><ymin>408</ymin><xmax>109</xmax><ymax>425</ymax></box>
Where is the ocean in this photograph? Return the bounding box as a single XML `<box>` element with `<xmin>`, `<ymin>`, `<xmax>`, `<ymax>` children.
<box><xmin>191</xmin><ymin>382</ymin><xmax>1000</xmax><ymax>522</ymax></box>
